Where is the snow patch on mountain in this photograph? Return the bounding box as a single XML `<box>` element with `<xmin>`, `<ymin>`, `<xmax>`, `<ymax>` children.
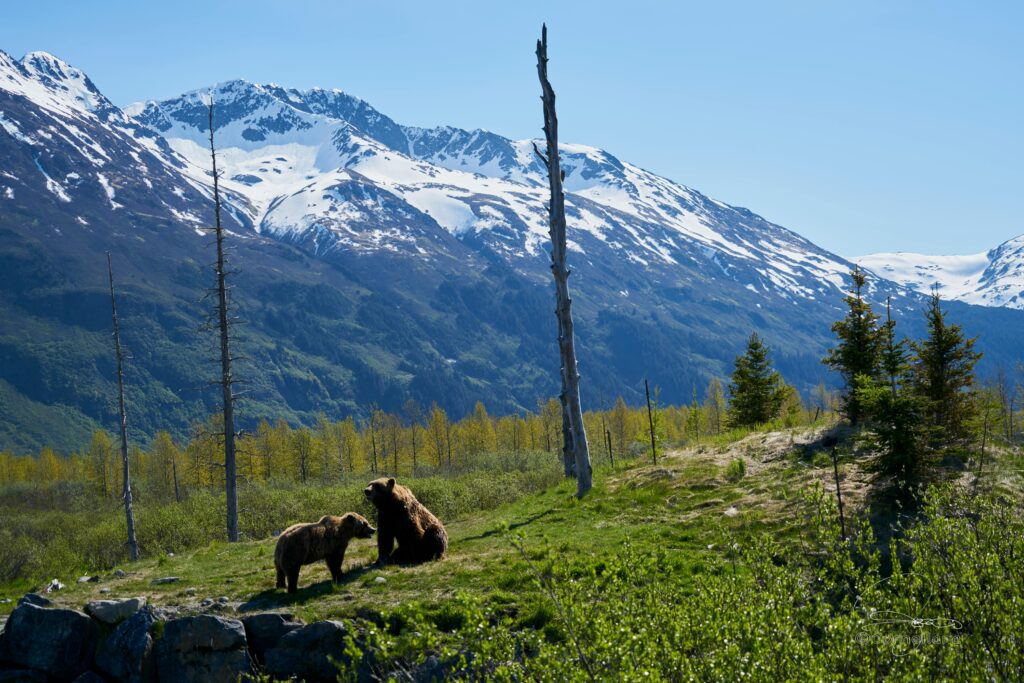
<box><xmin>855</xmin><ymin>236</ymin><xmax>1024</xmax><ymax>309</ymax></box>
<box><xmin>129</xmin><ymin>77</ymin><xmax>872</xmax><ymax>302</ymax></box>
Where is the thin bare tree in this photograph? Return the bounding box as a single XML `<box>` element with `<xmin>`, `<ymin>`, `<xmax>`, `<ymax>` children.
<box><xmin>107</xmin><ymin>253</ymin><xmax>140</xmax><ymax>561</ymax></box>
<box><xmin>534</xmin><ymin>24</ymin><xmax>592</xmax><ymax>496</ymax></box>
<box><xmin>207</xmin><ymin>99</ymin><xmax>240</xmax><ymax>541</ymax></box>
<box><xmin>404</xmin><ymin>399</ymin><xmax>422</xmax><ymax>474</ymax></box>
<box><xmin>645</xmin><ymin>379</ymin><xmax>658</xmax><ymax>465</ymax></box>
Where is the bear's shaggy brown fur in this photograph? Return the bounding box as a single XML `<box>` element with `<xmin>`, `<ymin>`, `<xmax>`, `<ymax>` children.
<box><xmin>364</xmin><ymin>477</ymin><xmax>448</xmax><ymax>564</ymax></box>
<box><xmin>274</xmin><ymin>512</ymin><xmax>376</xmax><ymax>593</ymax></box>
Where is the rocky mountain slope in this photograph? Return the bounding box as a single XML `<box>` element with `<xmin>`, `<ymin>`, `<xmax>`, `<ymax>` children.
<box><xmin>2</xmin><ymin>49</ymin><xmax>1022</xmax><ymax>452</ymax></box>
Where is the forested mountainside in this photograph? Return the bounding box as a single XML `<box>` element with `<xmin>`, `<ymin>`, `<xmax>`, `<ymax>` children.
<box><xmin>3</xmin><ymin>49</ymin><xmax>1023</xmax><ymax>452</ymax></box>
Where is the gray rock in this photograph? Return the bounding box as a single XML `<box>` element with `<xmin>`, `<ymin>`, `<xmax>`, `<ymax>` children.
<box><xmin>113</xmin><ymin>569</ymin><xmax>126</xmax><ymax>578</ymax></box>
<box><xmin>76</xmin><ymin>576</ymin><xmax>100</xmax><ymax>584</ymax></box>
<box><xmin>0</xmin><ymin>668</ymin><xmax>48</xmax><ymax>682</ymax></box>
<box><xmin>414</xmin><ymin>654</ymin><xmax>445</xmax><ymax>683</ymax></box>
<box><xmin>199</xmin><ymin>599</ymin><xmax>214</xmax><ymax>608</ymax></box>
<box><xmin>99</xmin><ymin>588</ymin><xmax>111</xmax><ymax>595</ymax></box>
<box><xmin>154</xmin><ymin>615</ymin><xmax>253</xmax><ymax>683</ymax></box>
<box><xmin>184</xmin><ymin>588</ymin><xmax>197</xmax><ymax>596</ymax></box>
<box><xmin>152</xmin><ymin>606</ymin><xmax>179</xmax><ymax>621</ymax></box>
<box><xmin>71</xmin><ymin>672</ymin><xmax>106</xmax><ymax>683</ymax></box>
<box><xmin>0</xmin><ymin>603</ymin><xmax>99</xmax><ymax>682</ymax></box>
<box><xmin>265</xmin><ymin>620</ymin><xmax>370</xmax><ymax>682</ymax></box>
<box><xmin>85</xmin><ymin>597</ymin><xmax>146</xmax><ymax>625</ymax></box>
<box><xmin>241</xmin><ymin>613</ymin><xmax>303</xmax><ymax>664</ymax></box>
<box><xmin>95</xmin><ymin>607</ymin><xmax>157</xmax><ymax>683</ymax></box>
<box><xmin>45</xmin><ymin>579</ymin><xmax>65</xmax><ymax>593</ymax></box>
<box><xmin>17</xmin><ymin>593</ymin><xmax>51</xmax><ymax>608</ymax></box>
<box><xmin>151</xmin><ymin>577</ymin><xmax>180</xmax><ymax>585</ymax></box>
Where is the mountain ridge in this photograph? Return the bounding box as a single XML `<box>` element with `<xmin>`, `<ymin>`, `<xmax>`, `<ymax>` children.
<box><xmin>2</xmin><ymin>48</ymin><xmax>1022</xmax><ymax>454</ymax></box>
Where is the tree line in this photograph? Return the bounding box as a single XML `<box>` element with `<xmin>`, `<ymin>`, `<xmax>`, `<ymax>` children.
<box><xmin>0</xmin><ymin>384</ymin><xmax>830</xmax><ymax>494</ymax></box>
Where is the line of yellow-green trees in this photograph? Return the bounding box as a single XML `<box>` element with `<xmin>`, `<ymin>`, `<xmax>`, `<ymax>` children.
<box><xmin>0</xmin><ymin>381</ymin><xmax>834</xmax><ymax>493</ymax></box>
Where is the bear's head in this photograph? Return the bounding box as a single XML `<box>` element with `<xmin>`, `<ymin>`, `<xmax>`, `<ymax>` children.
<box><xmin>342</xmin><ymin>512</ymin><xmax>376</xmax><ymax>539</ymax></box>
<box><xmin>364</xmin><ymin>477</ymin><xmax>398</xmax><ymax>507</ymax></box>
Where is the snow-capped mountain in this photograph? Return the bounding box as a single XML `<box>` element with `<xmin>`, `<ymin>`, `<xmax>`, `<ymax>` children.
<box><xmin>855</xmin><ymin>235</ymin><xmax>1024</xmax><ymax>310</ymax></box>
<box><xmin>129</xmin><ymin>79</ymin><xmax>862</xmax><ymax>303</ymax></box>
<box><xmin>0</xmin><ymin>49</ymin><xmax>251</xmax><ymax>236</ymax></box>
<box><xmin>3</xmin><ymin>49</ymin><xmax>1023</xmax><ymax>452</ymax></box>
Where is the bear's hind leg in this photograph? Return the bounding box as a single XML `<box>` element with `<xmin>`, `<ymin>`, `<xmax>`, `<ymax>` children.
<box><xmin>276</xmin><ymin>563</ymin><xmax>286</xmax><ymax>589</ymax></box>
<box><xmin>389</xmin><ymin>544</ymin><xmax>415</xmax><ymax>565</ymax></box>
<box><xmin>423</xmin><ymin>527</ymin><xmax>448</xmax><ymax>561</ymax></box>
<box><xmin>287</xmin><ymin>566</ymin><xmax>300</xmax><ymax>594</ymax></box>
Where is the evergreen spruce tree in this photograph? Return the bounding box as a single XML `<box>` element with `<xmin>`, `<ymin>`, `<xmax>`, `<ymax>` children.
<box><xmin>855</xmin><ymin>297</ymin><xmax>927</xmax><ymax>480</ymax></box>
<box><xmin>728</xmin><ymin>333</ymin><xmax>786</xmax><ymax>427</ymax></box>
<box><xmin>824</xmin><ymin>268</ymin><xmax>882</xmax><ymax>425</ymax></box>
<box><xmin>911</xmin><ymin>289</ymin><xmax>982</xmax><ymax>445</ymax></box>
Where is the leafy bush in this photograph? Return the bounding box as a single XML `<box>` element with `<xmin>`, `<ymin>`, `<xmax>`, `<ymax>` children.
<box><xmin>724</xmin><ymin>456</ymin><xmax>746</xmax><ymax>482</ymax></box>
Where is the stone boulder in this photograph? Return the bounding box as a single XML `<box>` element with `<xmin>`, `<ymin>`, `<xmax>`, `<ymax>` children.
<box><xmin>0</xmin><ymin>603</ymin><xmax>99</xmax><ymax>682</ymax></box>
<box><xmin>154</xmin><ymin>614</ymin><xmax>253</xmax><ymax>683</ymax></box>
<box><xmin>95</xmin><ymin>607</ymin><xmax>157</xmax><ymax>683</ymax></box>
<box><xmin>16</xmin><ymin>593</ymin><xmax>51</xmax><ymax>608</ymax></box>
<box><xmin>264</xmin><ymin>620</ymin><xmax>372</xmax><ymax>682</ymax></box>
<box><xmin>241</xmin><ymin>613</ymin><xmax>303</xmax><ymax>664</ymax></box>
<box><xmin>70</xmin><ymin>672</ymin><xmax>106</xmax><ymax>683</ymax></box>
<box><xmin>86</xmin><ymin>596</ymin><xmax>146</xmax><ymax>625</ymax></box>
<box><xmin>0</xmin><ymin>668</ymin><xmax>48</xmax><ymax>682</ymax></box>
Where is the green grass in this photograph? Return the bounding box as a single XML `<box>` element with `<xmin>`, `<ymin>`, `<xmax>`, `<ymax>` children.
<box><xmin>0</xmin><ymin>429</ymin><xmax>819</xmax><ymax>619</ymax></box>
<box><xmin>2</xmin><ymin>425</ymin><xmax>1021</xmax><ymax>681</ymax></box>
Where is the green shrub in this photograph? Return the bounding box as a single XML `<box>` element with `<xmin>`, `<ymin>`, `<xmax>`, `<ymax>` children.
<box><xmin>364</xmin><ymin>485</ymin><xmax>1024</xmax><ymax>682</ymax></box>
<box><xmin>724</xmin><ymin>457</ymin><xmax>746</xmax><ymax>482</ymax></box>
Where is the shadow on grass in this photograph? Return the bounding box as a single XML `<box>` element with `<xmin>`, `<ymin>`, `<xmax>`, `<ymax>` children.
<box><xmin>461</xmin><ymin>508</ymin><xmax>556</xmax><ymax>541</ymax></box>
<box><xmin>793</xmin><ymin>423</ymin><xmax>858</xmax><ymax>462</ymax></box>
<box><xmin>859</xmin><ymin>446</ymin><xmax>966</xmax><ymax>576</ymax></box>
<box><xmin>238</xmin><ymin>563</ymin><xmax>376</xmax><ymax>612</ymax></box>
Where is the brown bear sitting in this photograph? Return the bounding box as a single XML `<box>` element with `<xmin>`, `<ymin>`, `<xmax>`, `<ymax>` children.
<box><xmin>274</xmin><ymin>512</ymin><xmax>376</xmax><ymax>593</ymax></box>
<box><xmin>364</xmin><ymin>477</ymin><xmax>448</xmax><ymax>565</ymax></box>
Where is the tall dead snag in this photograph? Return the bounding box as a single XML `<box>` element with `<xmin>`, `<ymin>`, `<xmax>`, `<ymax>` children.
<box><xmin>208</xmin><ymin>100</ymin><xmax>240</xmax><ymax>542</ymax></box>
<box><xmin>645</xmin><ymin>378</ymin><xmax>658</xmax><ymax>465</ymax></box>
<box><xmin>535</xmin><ymin>24</ymin><xmax>592</xmax><ymax>497</ymax></box>
<box><xmin>107</xmin><ymin>253</ymin><xmax>140</xmax><ymax>561</ymax></box>
<box><xmin>824</xmin><ymin>436</ymin><xmax>846</xmax><ymax>541</ymax></box>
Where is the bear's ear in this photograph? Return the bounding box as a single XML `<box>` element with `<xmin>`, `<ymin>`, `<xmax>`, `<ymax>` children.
<box><xmin>386</xmin><ymin>478</ymin><xmax>396</xmax><ymax>490</ymax></box>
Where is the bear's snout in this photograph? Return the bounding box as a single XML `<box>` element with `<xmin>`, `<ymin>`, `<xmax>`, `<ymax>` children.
<box><xmin>360</xmin><ymin>523</ymin><xmax>377</xmax><ymax>539</ymax></box>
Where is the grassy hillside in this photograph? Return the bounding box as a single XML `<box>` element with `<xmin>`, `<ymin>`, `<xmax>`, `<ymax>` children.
<box><xmin>2</xmin><ymin>425</ymin><xmax>1022</xmax><ymax>680</ymax></box>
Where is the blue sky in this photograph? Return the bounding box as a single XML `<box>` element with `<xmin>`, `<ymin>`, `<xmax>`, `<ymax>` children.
<box><xmin>3</xmin><ymin>0</ymin><xmax>1021</xmax><ymax>256</ymax></box>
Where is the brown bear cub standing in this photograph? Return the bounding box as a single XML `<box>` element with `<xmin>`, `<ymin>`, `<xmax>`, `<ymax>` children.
<box><xmin>364</xmin><ymin>477</ymin><xmax>448</xmax><ymax>564</ymax></box>
<box><xmin>274</xmin><ymin>513</ymin><xmax>376</xmax><ymax>593</ymax></box>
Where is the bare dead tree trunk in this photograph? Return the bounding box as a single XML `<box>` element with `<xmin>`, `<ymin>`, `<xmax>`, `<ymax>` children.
<box><xmin>535</xmin><ymin>24</ymin><xmax>592</xmax><ymax>497</ymax></box>
<box><xmin>830</xmin><ymin>445</ymin><xmax>847</xmax><ymax>541</ymax></box>
<box><xmin>974</xmin><ymin>411</ymin><xmax>990</xmax><ymax>497</ymax></box>
<box><xmin>172</xmin><ymin>457</ymin><xmax>181</xmax><ymax>503</ymax></box>
<box><xmin>645</xmin><ymin>378</ymin><xmax>658</xmax><ymax>465</ymax></box>
<box><xmin>560</xmin><ymin>388</ymin><xmax>574</xmax><ymax>477</ymax></box>
<box><xmin>446</xmin><ymin>420</ymin><xmax>453</xmax><ymax>470</ymax></box>
<box><xmin>208</xmin><ymin>100</ymin><xmax>239</xmax><ymax>542</ymax></box>
<box><xmin>107</xmin><ymin>254</ymin><xmax>140</xmax><ymax>562</ymax></box>
<box><xmin>369</xmin><ymin>411</ymin><xmax>379</xmax><ymax>474</ymax></box>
